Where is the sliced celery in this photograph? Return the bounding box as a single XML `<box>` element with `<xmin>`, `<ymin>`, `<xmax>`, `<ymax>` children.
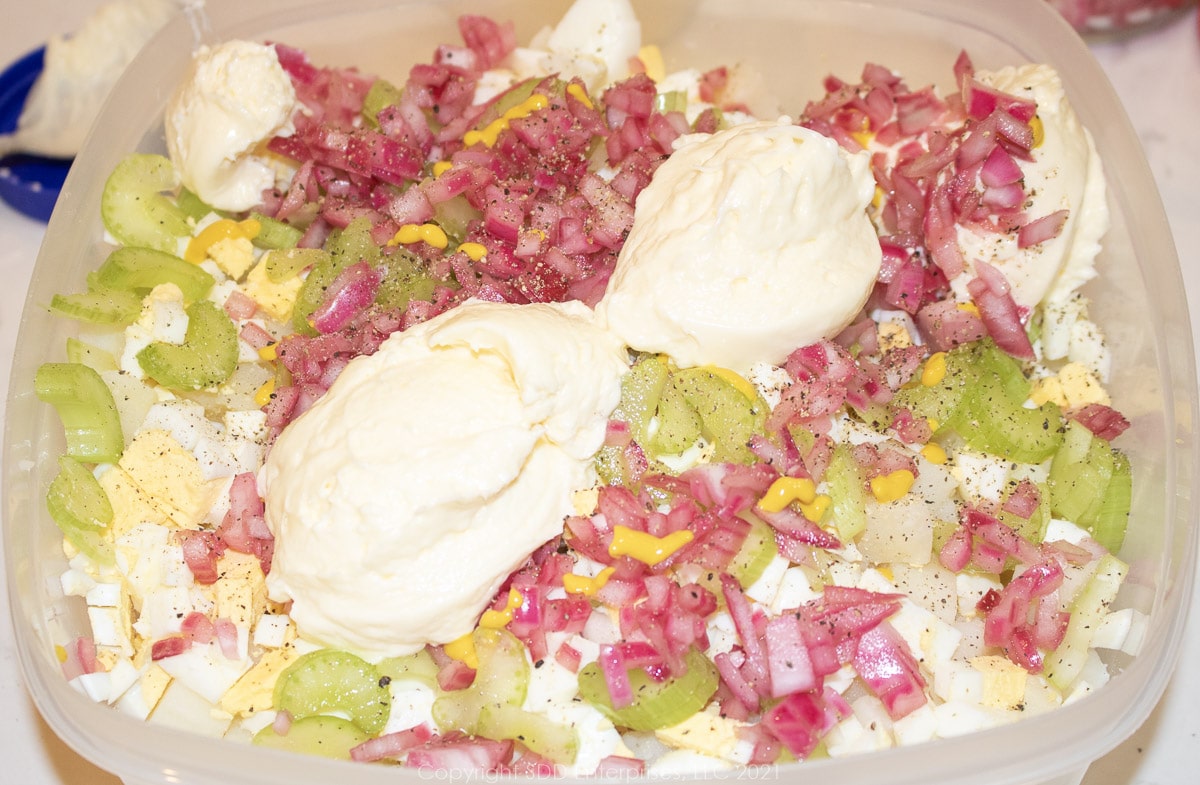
<box><xmin>577</xmin><ymin>647</ymin><xmax>719</xmax><ymax>731</ymax></box>
<box><xmin>594</xmin><ymin>446</ymin><xmax>626</xmax><ymax>487</ymax></box>
<box><xmin>250</xmin><ymin>212</ymin><xmax>304</xmax><ymax>251</ymax></box>
<box><xmin>596</xmin><ymin>354</ymin><xmax>670</xmax><ymax>486</ymax></box>
<box><xmin>46</xmin><ymin>456</ymin><xmax>112</xmax><ymax>531</ymax></box>
<box><xmin>375</xmin><ymin>250</ymin><xmax>438</xmax><ymax>313</ymax></box>
<box><xmin>729</xmin><ymin>513</ymin><xmax>779</xmax><ymax>587</ymax></box>
<box><xmin>65</xmin><ymin>338</ymin><xmax>118</xmax><ymax>373</ymax></box>
<box><xmin>376</xmin><ymin>648</ymin><xmax>440</xmax><ymax>688</ymax></box>
<box><xmin>478</xmin><ymin>703</ymin><xmax>579</xmax><ymax>763</ymax></box>
<box><xmin>35</xmin><ymin>362</ymin><xmax>124</xmax><ymax>465</ymax></box>
<box><xmin>654</xmin><ymin>90</ymin><xmax>687</xmax><ymax>114</ymax></box>
<box><xmin>176</xmin><ymin>188</ymin><xmax>219</xmax><ymax>222</ymax></box>
<box><xmin>252</xmin><ymin>715</ymin><xmax>370</xmax><ymax>760</ymax></box>
<box><xmin>1049</xmin><ymin>420</ymin><xmax>1126</xmax><ymax>547</ymax></box>
<box><xmin>265</xmin><ymin>247</ymin><xmax>329</xmax><ymax>283</ymax></box>
<box><xmin>49</xmin><ymin>289</ymin><xmax>142</xmax><ymax>326</ymax></box>
<box><xmin>616</xmin><ymin>355</ymin><xmax>670</xmax><ymax>446</ymax></box>
<box><xmin>273</xmin><ymin>649</ymin><xmax>391</xmax><ymax>735</ymax></box>
<box><xmin>999</xmin><ymin>480</ymin><xmax>1051</xmax><ymax>545</ymax></box>
<box><xmin>136</xmin><ymin>299</ymin><xmax>239</xmax><ymax>391</ymax></box>
<box><xmin>46</xmin><ymin>457</ymin><xmax>116</xmax><ymax>565</ymax></box>
<box><xmin>362</xmin><ymin>77</ymin><xmax>404</xmax><ymax>128</ymax></box>
<box><xmin>94</xmin><ymin>246</ymin><xmax>214</xmax><ymax>302</ymax></box>
<box><xmin>895</xmin><ymin>340</ymin><xmax>1029</xmax><ymax>437</ymax></box>
<box><xmin>825</xmin><ymin>443</ymin><xmax>868</xmax><ymax>541</ymax></box>
<box><xmin>328</xmin><ymin>217</ymin><xmax>382</xmax><ymax>269</ymax></box>
<box><xmin>292</xmin><ymin>219</ymin><xmax>380</xmax><ymax>334</ymax></box>
<box><xmin>649</xmin><ymin>381</ymin><xmax>703</xmax><ymax>455</ymax></box>
<box><xmin>1090</xmin><ymin>452</ymin><xmax>1131</xmax><ymax>554</ymax></box>
<box><xmin>954</xmin><ymin>369</ymin><xmax>1063</xmax><ymax>464</ymax></box>
<box><xmin>292</xmin><ymin>258</ymin><xmax>340</xmax><ymax>335</ymax></box>
<box><xmin>434</xmin><ymin>194</ymin><xmax>482</xmax><ymax>244</ymax></box>
<box><xmin>473</xmin><ymin>77</ymin><xmax>542</xmax><ymax>131</ymax></box>
<box><xmin>432</xmin><ymin>628</ymin><xmax>529</xmax><ymax>734</ymax></box>
<box><xmin>893</xmin><ymin>356</ymin><xmax>969</xmax><ymax>429</ymax></box>
<box><xmin>671</xmin><ymin>367</ymin><xmax>768</xmax><ymax>465</ymax></box>
<box><xmin>100</xmin><ymin>153</ymin><xmax>190</xmax><ymax>254</ymax></box>
<box><xmin>1044</xmin><ymin>553</ymin><xmax>1128</xmax><ymax>690</ymax></box>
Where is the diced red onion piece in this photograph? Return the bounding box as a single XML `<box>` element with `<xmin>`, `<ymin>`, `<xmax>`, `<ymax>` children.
<box><xmin>967</xmin><ymin>260</ymin><xmax>1035</xmax><ymax>360</ymax></box>
<box><xmin>851</xmin><ymin>622</ymin><xmax>927</xmax><ymax>719</ymax></box>
<box><xmin>350</xmin><ymin>724</ymin><xmax>435</xmax><ymax>762</ymax></box>
<box><xmin>1018</xmin><ymin>209</ymin><xmax>1069</xmax><ymax>248</ymax></box>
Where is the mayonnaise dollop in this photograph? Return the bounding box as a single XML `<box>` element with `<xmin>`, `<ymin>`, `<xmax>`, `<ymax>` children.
<box><xmin>475</xmin><ymin>0</ymin><xmax>641</xmax><ymax>100</ymax></box>
<box><xmin>260</xmin><ymin>300</ymin><xmax>627</xmax><ymax>659</ymax></box>
<box><xmin>164</xmin><ymin>40</ymin><xmax>298</xmax><ymax>212</ymax></box>
<box><xmin>596</xmin><ymin>119</ymin><xmax>882</xmax><ymax>374</ymax></box>
<box><xmin>953</xmin><ymin>64</ymin><xmax>1109</xmax><ymax>309</ymax></box>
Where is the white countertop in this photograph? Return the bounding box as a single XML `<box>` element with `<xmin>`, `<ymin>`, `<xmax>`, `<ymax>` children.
<box><xmin>1</xmin><ymin>2</ymin><xmax>1197</xmax><ymax>784</ymax></box>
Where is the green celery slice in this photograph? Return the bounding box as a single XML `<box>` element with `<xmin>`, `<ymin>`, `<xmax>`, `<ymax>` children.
<box><xmin>1044</xmin><ymin>553</ymin><xmax>1128</xmax><ymax>690</ymax></box>
<box><xmin>999</xmin><ymin>480</ymin><xmax>1051</xmax><ymax>545</ymax></box>
<box><xmin>654</xmin><ymin>90</ymin><xmax>687</xmax><ymax>114</ymax></box>
<box><xmin>65</xmin><ymin>338</ymin><xmax>118</xmax><ymax>373</ymax></box>
<box><xmin>434</xmin><ymin>194</ymin><xmax>482</xmax><ymax>244</ymax></box>
<box><xmin>362</xmin><ymin>77</ymin><xmax>404</xmax><ymax>128</ymax></box>
<box><xmin>432</xmin><ymin>628</ymin><xmax>529</xmax><ymax>734</ymax></box>
<box><xmin>376</xmin><ymin>649</ymin><xmax>440</xmax><ymax>688</ymax></box>
<box><xmin>577</xmin><ymin>647</ymin><xmax>718</xmax><ymax>731</ymax></box>
<box><xmin>273</xmin><ymin>649</ymin><xmax>391</xmax><ymax>735</ymax></box>
<box><xmin>617</xmin><ymin>355</ymin><xmax>670</xmax><ymax>446</ymax></box>
<box><xmin>46</xmin><ymin>456</ymin><xmax>112</xmax><ymax>531</ymax></box>
<box><xmin>729</xmin><ymin>513</ymin><xmax>779</xmax><ymax>587</ymax></box>
<box><xmin>825</xmin><ymin>443</ymin><xmax>868</xmax><ymax>541</ymax></box>
<box><xmin>176</xmin><ymin>188</ymin><xmax>219</xmax><ymax>222</ymax></box>
<box><xmin>1090</xmin><ymin>452</ymin><xmax>1131</xmax><ymax>554</ymax></box>
<box><xmin>292</xmin><ymin>260</ymin><xmax>340</xmax><ymax>334</ymax></box>
<box><xmin>892</xmin><ymin>356</ymin><xmax>968</xmax><ymax>429</ymax></box>
<box><xmin>593</xmin><ymin>447</ymin><xmax>627</xmax><ymax>488</ymax></box>
<box><xmin>46</xmin><ymin>456</ymin><xmax>116</xmax><ymax>565</ymax></box>
<box><xmin>895</xmin><ymin>340</ymin><xmax>1026</xmax><ymax>434</ymax></box>
<box><xmin>35</xmin><ymin>362</ymin><xmax>124</xmax><ymax>465</ymax></box>
<box><xmin>250</xmin><ymin>212</ymin><xmax>304</xmax><ymax>251</ymax></box>
<box><xmin>252</xmin><ymin>715</ymin><xmax>370</xmax><ymax>760</ymax></box>
<box><xmin>671</xmin><ymin>367</ymin><xmax>768</xmax><ymax>465</ymax></box>
<box><xmin>94</xmin><ymin>246</ymin><xmax>214</xmax><ymax>302</ymax></box>
<box><xmin>473</xmin><ymin>77</ymin><xmax>543</xmax><ymax>131</ymax></box>
<box><xmin>649</xmin><ymin>380</ymin><xmax>703</xmax><ymax>455</ymax></box>
<box><xmin>477</xmin><ymin>703</ymin><xmax>579</xmax><ymax>764</ymax></box>
<box><xmin>954</xmin><ymin>369</ymin><xmax>1063</xmax><ymax>463</ymax></box>
<box><xmin>595</xmin><ymin>354</ymin><xmax>669</xmax><ymax>486</ymax></box>
<box><xmin>265</xmin><ymin>247</ymin><xmax>329</xmax><ymax>283</ymax></box>
<box><xmin>328</xmin><ymin>217</ymin><xmax>382</xmax><ymax>268</ymax></box>
<box><xmin>101</xmin><ymin>153</ymin><xmax>190</xmax><ymax>253</ymax></box>
<box><xmin>1048</xmin><ymin>417</ymin><xmax>1130</xmax><ymax>555</ymax></box>
<box><xmin>374</xmin><ymin>250</ymin><xmax>438</xmax><ymax>313</ymax></box>
<box><xmin>1049</xmin><ymin>420</ymin><xmax>1115</xmax><ymax>528</ymax></box>
<box><xmin>136</xmin><ymin>299</ymin><xmax>238</xmax><ymax>391</ymax></box>
<box><xmin>292</xmin><ymin>218</ymin><xmax>381</xmax><ymax>334</ymax></box>
<box><xmin>49</xmin><ymin>289</ymin><xmax>142</xmax><ymax>326</ymax></box>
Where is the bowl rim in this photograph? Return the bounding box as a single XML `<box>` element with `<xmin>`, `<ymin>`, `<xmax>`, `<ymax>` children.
<box><xmin>4</xmin><ymin>1</ymin><xmax>1196</xmax><ymax>784</ymax></box>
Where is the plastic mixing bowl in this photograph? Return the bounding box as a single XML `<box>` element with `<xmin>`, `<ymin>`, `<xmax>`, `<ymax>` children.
<box><xmin>4</xmin><ymin>1</ymin><xmax>1196</xmax><ymax>784</ymax></box>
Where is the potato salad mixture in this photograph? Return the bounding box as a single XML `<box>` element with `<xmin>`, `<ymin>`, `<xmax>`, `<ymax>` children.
<box><xmin>39</xmin><ymin>0</ymin><xmax>1143</xmax><ymax>775</ymax></box>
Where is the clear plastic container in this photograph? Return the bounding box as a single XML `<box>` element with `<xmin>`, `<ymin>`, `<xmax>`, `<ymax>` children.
<box><xmin>3</xmin><ymin>1</ymin><xmax>1195</xmax><ymax>784</ymax></box>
